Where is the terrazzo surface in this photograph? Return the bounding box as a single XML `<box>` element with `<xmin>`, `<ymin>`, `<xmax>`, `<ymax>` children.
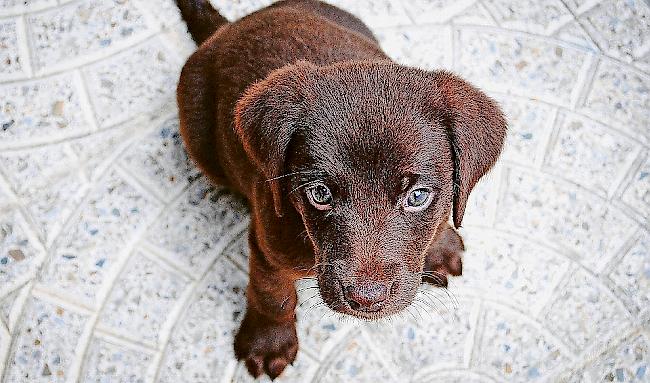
<box><xmin>0</xmin><ymin>0</ymin><xmax>649</xmax><ymax>382</ymax></box>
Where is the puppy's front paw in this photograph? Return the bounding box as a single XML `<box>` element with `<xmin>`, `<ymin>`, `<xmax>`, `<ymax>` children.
<box><xmin>234</xmin><ymin>310</ymin><xmax>298</xmax><ymax>380</ymax></box>
<box><xmin>423</xmin><ymin>224</ymin><xmax>464</xmax><ymax>287</ymax></box>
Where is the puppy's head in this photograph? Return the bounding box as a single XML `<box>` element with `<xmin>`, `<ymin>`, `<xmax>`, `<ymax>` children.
<box><xmin>235</xmin><ymin>61</ymin><xmax>506</xmax><ymax>319</ymax></box>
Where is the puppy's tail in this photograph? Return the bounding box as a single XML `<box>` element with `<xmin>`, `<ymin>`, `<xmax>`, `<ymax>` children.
<box><xmin>175</xmin><ymin>0</ymin><xmax>229</xmax><ymax>45</ymax></box>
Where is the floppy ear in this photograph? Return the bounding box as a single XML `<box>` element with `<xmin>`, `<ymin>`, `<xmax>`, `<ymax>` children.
<box><xmin>234</xmin><ymin>62</ymin><xmax>315</xmax><ymax>217</ymax></box>
<box><xmin>429</xmin><ymin>71</ymin><xmax>507</xmax><ymax>228</ymax></box>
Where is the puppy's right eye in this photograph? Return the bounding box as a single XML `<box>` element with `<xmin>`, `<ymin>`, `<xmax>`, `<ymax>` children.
<box><xmin>306</xmin><ymin>183</ymin><xmax>332</xmax><ymax>210</ymax></box>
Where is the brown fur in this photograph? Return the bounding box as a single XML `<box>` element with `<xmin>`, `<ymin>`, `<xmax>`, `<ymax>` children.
<box><xmin>174</xmin><ymin>0</ymin><xmax>506</xmax><ymax>379</ymax></box>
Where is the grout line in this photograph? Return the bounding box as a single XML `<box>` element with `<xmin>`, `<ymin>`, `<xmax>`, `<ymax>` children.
<box><xmin>14</xmin><ymin>14</ymin><xmax>33</xmax><ymax>79</ymax></box>
<box><xmin>463</xmin><ymin>298</ymin><xmax>482</xmax><ymax>369</ymax></box>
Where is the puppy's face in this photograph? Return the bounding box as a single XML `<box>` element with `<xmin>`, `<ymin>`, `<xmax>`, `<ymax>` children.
<box><xmin>286</xmin><ymin>110</ymin><xmax>454</xmax><ymax>319</ymax></box>
<box><xmin>234</xmin><ymin>61</ymin><xmax>506</xmax><ymax>320</ymax></box>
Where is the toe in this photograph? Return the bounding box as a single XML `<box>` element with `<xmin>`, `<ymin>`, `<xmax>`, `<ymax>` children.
<box><xmin>245</xmin><ymin>355</ymin><xmax>264</xmax><ymax>378</ymax></box>
<box><xmin>266</xmin><ymin>356</ymin><xmax>288</xmax><ymax>380</ymax></box>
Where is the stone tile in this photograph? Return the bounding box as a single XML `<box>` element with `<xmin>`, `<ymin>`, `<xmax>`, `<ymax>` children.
<box><xmin>157</xmin><ymin>257</ymin><xmax>246</xmax><ymax>383</ymax></box>
<box><xmin>544</xmin><ymin>111</ymin><xmax>640</xmax><ymax>197</ymax></box>
<box><xmin>544</xmin><ymin>269</ymin><xmax>630</xmax><ymax>352</ymax></box>
<box><xmin>457</xmin><ymin>27</ymin><xmax>588</xmax><ymax>105</ymax></box>
<box><xmin>0</xmin><ymin>73</ymin><xmax>91</xmax><ymax>147</ymax></box>
<box><xmin>562</xmin><ymin>0</ymin><xmax>599</xmax><ymax>13</ymax></box>
<box><xmin>0</xmin><ymin>0</ymin><xmax>55</xmax><ymax>16</ymax></box>
<box><xmin>134</xmin><ymin>0</ymin><xmax>182</xmax><ymax>29</ymax></box>
<box><xmin>582</xmin><ymin>333</ymin><xmax>649</xmax><ymax>382</ymax></box>
<box><xmin>144</xmin><ymin>179</ymin><xmax>248</xmax><ymax>274</ymax></box>
<box><xmin>494</xmin><ymin>95</ymin><xmax>554</xmax><ymax>166</ymax></box>
<box><xmin>26</xmin><ymin>0</ymin><xmax>150</xmax><ymax>72</ymax></box>
<box><xmin>295</xmin><ymin>279</ymin><xmax>352</xmax><ymax>360</ymax></box>
<box><xmin>0</xmin><ymin>145</ymin><xmax>87</xmax><ymax>244</ymax></box>
<box><xmin>317</xmin><ymin>335</ymin><xmax>398</xmax><ymax>383</ymax></box>
<box><xmin>119</xmin><ymin>117</ymin><xmax>199</xmax><ymax>201</ymax></box>
<box><xmin>365</xmin><ymin>300</ymin><xmax>474</xmax><ymax>379</ymax></box>
<box><xmin>495</xmin><ymin>168</ymin><xmax>637</xmax><ymax>270</ymax></box>
<box><xmin>326</xmin><ymin>0</ymin><xmax>411</xmax><ymax>29</ymax></box>
<box><xmin>211</xmin><ymin>0</ymin><xmax>274</xmax><ymax>21</ymax></box>
<box><xmin>224</xmin><ymin>231</ymin><xmax>249</xmax><ymax>272</ymax></box>
<box><xmin>450</xmin><ymin>2</ymin><xmax>497</xmax><ymax>26</ymax></box>
<box><xmin>82</xmin><ymin>38</ymin><xmax>180</xmax><ymax>128</ymax></box>
<box><xmin>0</xmin><ymin>18</ymin><xmax>25</xmax><ymax>80</ymax></box>
<box><xmin>621</xmin><ymin>155</ymin><xmax>650</xmax><ymax>220</ymax></box>
<box><xmin>483</xmin><ymin>0</ymin><xmax>573</xmax><ymax>35</ymax></box>
<box><xmin>376</xmin><ymin>25</ymin><xmax>452</xmax><ymax>70</ymax></box>
<box><xmin>39</xmin><ymin>170</ymin><xmax>160</xmax><ymax>307</ymax></box>
<box><xmin>0</xmin><ymin>209</ymin><xmax>43</xmax><ymax>296</ymax></box>
<box><xmin>580</xmin><ymin>60</ymin><xmax>650</xmax><ymax>143</ymax></box>
<box><xmin>80</xmin><ymin>336</ymin><xmax>153</xmax><ymax>383</ymax></box>
<box><xmin>581</xmin><ymin>0</ymin><xmax>650</xmax><ymax>62</ymax></box>
<box><xmin>98</xmin><ymin>250</ymin><xmax>190</xmax><ymax>345</ymax></box>
<box><xmin>610</xmin><ymin>235</ymin><xmax>650</xmax><ymax>315</ymax></box>
<box><xmin>458</xmin><ymin>229</ymin><xmax>569</xmax><ymax>313</ymax></box>
<box><xmin>477</xmin><ymin>306</ymin><xmax>569</xmax><ymax>382</ymax></box>
<box><xmin>3</xmin><ymin>297</ymin><xmax>89</xmax><ymax>382</ymax></box>
<box><xmin>461</xmin><ymin>166</ymin><xmax>499</xmax><ymax>226</ymax></box>
<box><xmin>68</xmin><ymin>124</ymin><xmax>134</xmax><ymax>180</ymax></box>
<box><xmin>401</xmin><ymin>0</ymin><xmax>474</xmax><ymax>24</ymax></box>
<box><xmin>553</xmin><ymin>20</ymin><xmax>599</xmax><ymax>52</ymax></box>
<box><xmin>0</xmin><ymin>283</ymin><xmax>28</xmax><ymax>332</ymax></box>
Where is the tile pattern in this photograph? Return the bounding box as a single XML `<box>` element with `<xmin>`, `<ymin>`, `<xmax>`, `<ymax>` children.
<box><xmin>0</xmin><ymin>0</ymin><xmax>648</xmax><ymax>382</ymax></box>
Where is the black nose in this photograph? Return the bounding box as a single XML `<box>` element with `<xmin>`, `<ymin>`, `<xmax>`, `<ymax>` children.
<box><xmin>343</xmin><ymin>282</ymin><xmax>389</xmax><ymax>312</ymax></box>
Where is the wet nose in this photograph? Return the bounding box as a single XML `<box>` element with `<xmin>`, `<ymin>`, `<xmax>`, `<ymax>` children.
<box><xmin>343</xmin><ymin>282</ymin><xmax>390</xmax><ymax>312</ymax></box>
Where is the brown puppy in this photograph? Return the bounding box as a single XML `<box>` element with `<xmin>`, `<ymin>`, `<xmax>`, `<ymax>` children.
<box><xmin>175</xmin><ymin>0</ymin><xmax>506</xmax><ymax>379</ymax></box>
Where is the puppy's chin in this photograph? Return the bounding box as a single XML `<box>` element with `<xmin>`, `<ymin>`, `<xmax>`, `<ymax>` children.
<box><xmin>316</xmin><ymin>274</ymin><xmax>421</xmax><ymax>321</ymax></box>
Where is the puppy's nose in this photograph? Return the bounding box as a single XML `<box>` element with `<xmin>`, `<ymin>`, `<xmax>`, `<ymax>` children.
<box><xmin>343</xmin><ymin>282</ymin><xmax>389</xmax><ymax>312</ymax></box>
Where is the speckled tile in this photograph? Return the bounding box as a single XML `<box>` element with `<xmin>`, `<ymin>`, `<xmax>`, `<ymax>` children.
<box><xmin>144</xmin><ymin>179</ymin><xmax>248</xmax><ymax>274</ymax></box>
<box><xmin>483</xmin><ymin>0</ymin><xmax>573</xmax><ymax>35</ymax></box>
<box><xmin>544</xmin><ymin>111</ymin><xmax>640</xmax><ymax>197</ymax></box>
<box><xmin>400</xmin><ymin>0</ymin><xmax>474</xmax><ymax>24</ymax></box>
<box><xmin>3</xmin><ymin>297</ymin><xmax>89</xmax><ymax>383</ymax></box>
<box><xmin>0</xmin><ymin>283</ymin><xmax>28</xmax><ymax>332</ymax></box>
<box><xmin>98</xmin><ymin>250</ymin><xmax>190</xmax><ymax>345</ymax></box>
<box><xmin>0</xmin><ymin>209</ymin><xmax>43</xmax><ymax>296</ymax></box>
<box><xmin>0</xmin><ymin>18</ymin><xmax>25</xmax><ymax>80</ymax></box>
<box><xmin>580</xmin><ymin>60</ymin><xmax>650</xmax><ymax>143</ymax></box>
<box><xmin>458</xmin><ymin>229</ymin><xmax>569</xmax><ymax>313</ymax></box>
<box><xmin>621</xmin><ymin>155</ymin><xmax>650</xmax><ymax>220</ymax></box>
<box><xmin>316</xmin><ymin>335</ymin><xmax>398</xmax><ymax>383</ymax></box>
<box><xmin>82</xmin><ymin>38</ymin><xmax>180</xmax><ymax>127</ymax></box>
<box><xmin>460</xmin><ymin>167</ymin><xmax>499</xmax><ymax>226</ymax></box>
<box><xmin>0</xmin><ymin>145</ymin><xmax>87</xmax><ymax>244</ymax></box>
<box><xmin>543</xmin><ymin>269</ymin><xmax>631</xmax><ymax>352</ymax></box>
<box><xmin>582</xmin><ymin>333</ymin><xmax>650</xmax><ymax>382</ymax></box>
<box><xmin>326</xmin><ymin>0</ymin><xmax>411</xmax><ymax>29</ymax></box>
<box><xmin>365</xmin><ymin>300</ymin><xmax>475</xmax><ymax>379</ymax></box>
<box><xmin>476</xmin><ymin>306</ymin><xmax>569</xmax><ymax>382</ymax></box>
<box><xmin>376</xmin><ymin>25</ymin><xmax>453</xmax><ymax>70</ymax></box>
<box><xmin>450</xmin><ymin>2</ymin><xmax>497</xmax><ymax>26</ymax></box>
<box><xmin>0</xmin><ymin>73</ymin><xmax>91</xmax><ymax>146</ymax></box>
<box><xmin>80</xmin><ymin>336</ymin><xmax>153</xmax><ymax>383</ymax></box>
<box><xmin>580</xmin><ymin>0</ymin><xmax>650</xmax><ymax>62</ymax></box>
<box><xmin>494</xmin><ymin>95</ymin><xmax>555</xmax><ymax>166</ymax></box>
<box><xmin>0</xmin><ymin>0</ymin><xmax>55</xmax><ymax>16</ymax></box>
<box><xmin>157</xmin><ymin>257</ymin><xmax>246</xmax><ymax>383</ymax></box>
<box><xmin>495</xmin><ymin>168</ymin><xmax>638</xmax><ymax>270</ymax></box>
<box><xmin>210</xmin><ymin>0</ymin><xmax>274</xmax><ymax>21</ymax></box>
<box><xmin>38</xmin><ymin>170</ymin><xmax>160</xmax><ymax>307</ymax></box>
<box><xmin>26</xmin><ymin>0</ymin><xmax>150</xmax><ymax>72</ymax></box>
<box><xmin>119</xmin><ymin>117</ymin><xmax>198</xmax><ymax>201</ymax></box>
<box><xmin>68</xmin><ymin>125</ymin><xmax>134</xmax><ymax>180</ymax></box>
<box><xmin>553</xmin><ymin>20</ymin><xmax>599</xmax><ymax>52</ymax></box>
<box><xmin>610</xmin><ymin>235</ymin><xmax>650</xmax><ymax>315</ymax></box>
<box><xmin>457</xmin><ymin>27</ymin><xmax>588</xmax><ymax>105</ymax></box>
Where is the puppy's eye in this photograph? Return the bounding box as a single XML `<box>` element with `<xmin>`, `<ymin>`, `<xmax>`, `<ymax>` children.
<box><xmin>307</xmin><ymin>183</ymin><xmax>332</xmax><ymax>210</ymax></box>
<box><xmin>404</xmin><ymin>188</ymin><xmax>433</xmax><ymax>211</ymax></box>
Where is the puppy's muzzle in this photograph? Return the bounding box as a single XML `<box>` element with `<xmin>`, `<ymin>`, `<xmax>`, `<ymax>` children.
<box><xmin>342</xmin><ymin>281</ymin><xmax>392</xmax><ymax>312</ymax></box>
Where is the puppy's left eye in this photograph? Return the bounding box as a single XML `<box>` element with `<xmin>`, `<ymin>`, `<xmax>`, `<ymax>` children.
<box><xmin>306</xmin><ymin>183</ymin><xmax>332</xmax><ymax>210</ymax></box>
<box><xmin>404</xmin><ymin>188</ymin><xmax>433</xmax><ymax>211</ymax></box>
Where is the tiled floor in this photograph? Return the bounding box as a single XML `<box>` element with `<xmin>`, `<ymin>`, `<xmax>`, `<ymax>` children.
<box><xmin>0</xmin><ymin>0</ymin><xmax>648</xmax><ymax>382</ymax></box>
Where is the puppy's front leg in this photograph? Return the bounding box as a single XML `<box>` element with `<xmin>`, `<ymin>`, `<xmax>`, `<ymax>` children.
<box><xmin>422</xmin><ymin>222</ymin><xmax>464</xmax><ymax>287</ymax></box>
<box><xmin>234</xmin><ymin>231</ymin><xmax>299</xmax><ymax>380</ymax></box>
